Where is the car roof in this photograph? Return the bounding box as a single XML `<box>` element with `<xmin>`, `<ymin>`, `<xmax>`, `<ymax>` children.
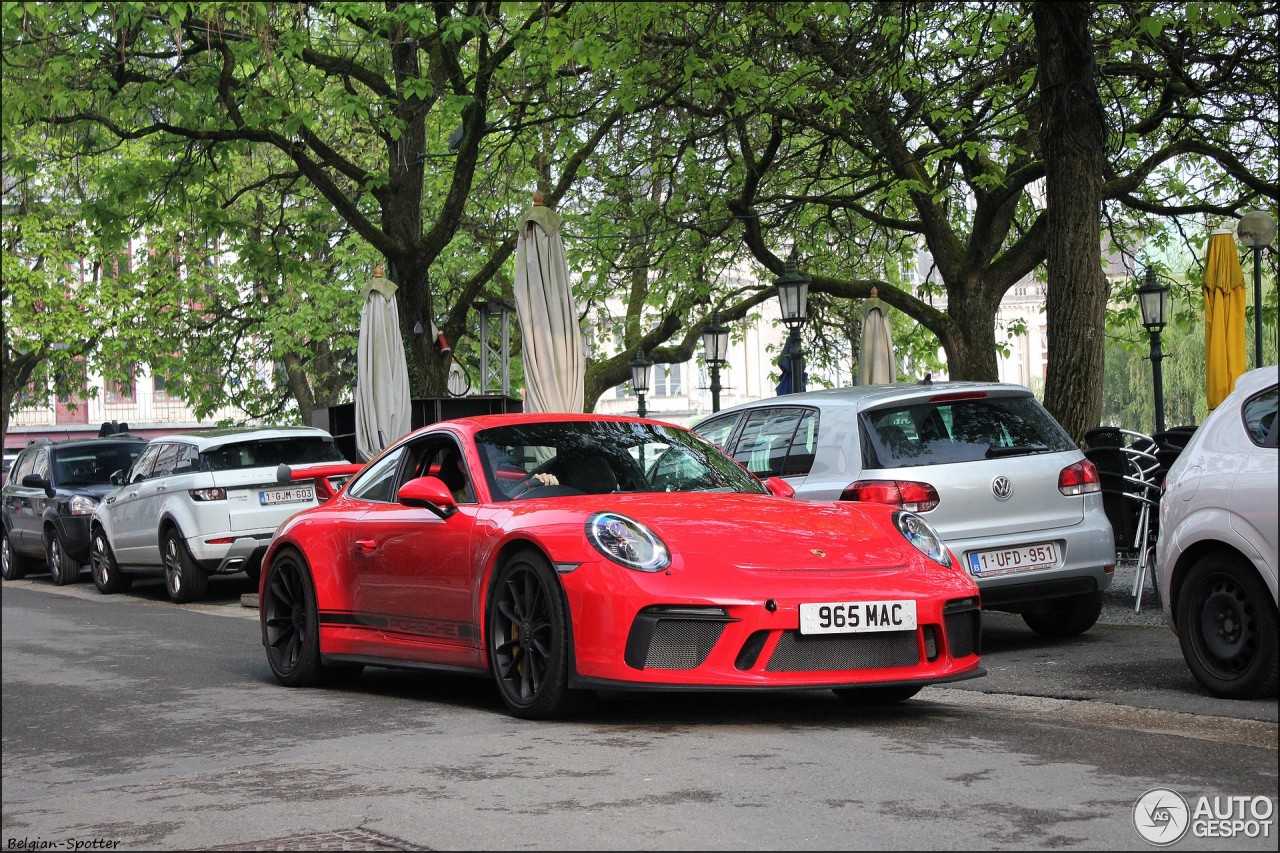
<box><xmin>1232</xmin><ymin>365</ymin><xmax>1278</xmax><ymax>398</ymax></box>
<box><xmin>707</xmin><ymin>380</ymin><xmax>1038</xmax><ymax>415</ymax></box>
<box><xmin>152</xmin><ymin>426</ymin><xmax>335</xmax><ymax>450</ymax></box>
<box><xmin>23</xmin><ymin>436</ymin><xmax>148</xmax><ymax>453</ymax></box>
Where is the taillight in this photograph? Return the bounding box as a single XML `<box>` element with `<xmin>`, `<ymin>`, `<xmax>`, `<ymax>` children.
<box><xmin>840</xmin><ymin>480</ymin><xmax>940</xmax><ymax>512</ymax></box>
<box><xmin>1058</xmin><ymin>460</ymin><xmax>1100</xmax><ymax>496</ymax></box>
<box><xmin>189</xmin><ymin>487</ymin><xmax>227</xmax><ymax>501</ymax></box>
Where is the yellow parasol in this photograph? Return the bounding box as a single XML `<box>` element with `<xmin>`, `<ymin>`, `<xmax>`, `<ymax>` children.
<box><xmin>1204</xmin><ymin>229</ymin><xmax>1247</xmax><ymax>410</ymax></box>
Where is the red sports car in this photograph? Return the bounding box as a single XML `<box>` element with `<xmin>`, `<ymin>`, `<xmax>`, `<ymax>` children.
<box><xmin>260</xmin><ymin>414</ymin><xmax>984</xmax><ymax>719</ymax></box>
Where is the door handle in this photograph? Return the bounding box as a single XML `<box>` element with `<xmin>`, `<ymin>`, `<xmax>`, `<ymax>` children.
<box><xmin>355</xmin><ymin>538</ymin><xmax>377</xmax><ymax>553</ymax></box>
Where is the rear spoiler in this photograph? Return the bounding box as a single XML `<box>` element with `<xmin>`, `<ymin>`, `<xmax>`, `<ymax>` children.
<box><xmin>276</xmin><ymin>462</ymin><xmax>365</xmax><ymax>503</ymax></box>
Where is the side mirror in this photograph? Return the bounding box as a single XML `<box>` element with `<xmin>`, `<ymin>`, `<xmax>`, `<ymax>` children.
<box><xmin>763</xmin><ymin>476</ymin><xmax>796</xmax><ymax>499</ymax></box>
<box><xmin>109</xmin><ymin>470</ymin><xmax>126</xmax><ymax>486</ymax></box>
<box><xmin>398</xmin><ymin>475</ymin><xmax>457</xmax><ymax>519</ymax></box>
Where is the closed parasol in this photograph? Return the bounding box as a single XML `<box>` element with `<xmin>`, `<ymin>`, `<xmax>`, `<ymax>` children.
<box><xmin>858</xmin><ymin>287</ymin><xmax>897</xmax><ymax>385</ymax></box>
<box><xmin>1204</xmin><ymin>229</ymin><xmax>1247</xmax><ymax>409</ymax></box>
<box><xmin>355</xmin><ymin>267</ymin><xmax>412</xmax><ymax>461</ymax></box>
<box><xmin>512</xmin><ymin>193</ymin><xmax>584</xmax><ymax>413</ymax></box>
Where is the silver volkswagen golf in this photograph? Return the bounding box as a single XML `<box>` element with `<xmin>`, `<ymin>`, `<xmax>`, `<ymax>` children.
<box><xmin>694</xmin><ymin>380</ymin><xmax>1116</xmax><ymax>637</ymax></box>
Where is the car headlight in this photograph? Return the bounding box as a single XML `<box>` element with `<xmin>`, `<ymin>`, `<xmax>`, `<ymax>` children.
<box><xmin>893</xmin><ymin>510</ymin><xmax>952</xmax><ymax>567</ymax></box>
<box><xmin>586</xmin><ymin>512</ymin><xmax>671</xmax><ymax>572</ymax></box>
<box><xmin>69</xmin><ymin>495</ymin><xmax>99</xmax><ymax>516</ymax></box>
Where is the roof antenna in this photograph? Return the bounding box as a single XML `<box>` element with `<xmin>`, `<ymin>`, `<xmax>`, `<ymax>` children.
<box><xmin>921</xmin><ymin>372</ymin><xmax>933</xmax><ymax>385</ymax></box>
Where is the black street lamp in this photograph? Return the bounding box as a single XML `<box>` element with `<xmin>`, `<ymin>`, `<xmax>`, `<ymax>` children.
<box><xmin>775</xmin><ymin>248</ymin><xmax>811</xmax><ymax>394</ymax></box>
<box><xmin>1237</xmin><ymin>211</ymin><xmax>1278</xmax><ymax>367</ymax></box>
<box><xmin>628</xmin><ymin>352</ymin><xmax>652</xmax><ymax>418</ymax></box>
<box><xmin>700</xmin><ymin>311</ymin><xmax>730</xmax><ymax>412</ymax></box>
<box><xmin>1136</xmin><ymin>267</ymin><xmax>1170</xmax><ymax>435</ymax></box>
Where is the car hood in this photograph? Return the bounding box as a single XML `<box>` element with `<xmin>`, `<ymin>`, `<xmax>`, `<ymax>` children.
<box><xmin>501</xmin><ymin>491</ymin><xmax>924</xmax><ymax>572</ymax></box>
<box><xmin>71</xmin><ymin>483</ymin><xmax>119</xmax><ymax>501</ymax></box>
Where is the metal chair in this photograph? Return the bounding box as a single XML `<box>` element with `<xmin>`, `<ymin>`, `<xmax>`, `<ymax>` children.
<box><xmin>1084</xmin><ymin>427</ymin><xmax>1163</xmax><ymax>611</ymax></box>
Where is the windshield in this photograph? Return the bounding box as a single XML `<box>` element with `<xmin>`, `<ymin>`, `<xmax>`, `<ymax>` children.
<box><xmin>475</xmin><ymin>420</ymin><xmax>767</xmax><ymax>500</ymax></box>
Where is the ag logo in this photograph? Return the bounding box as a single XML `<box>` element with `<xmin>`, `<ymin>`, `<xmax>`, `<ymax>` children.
<box><xmin>991</xmin><ymin>476</ymin><xmax>1013</xmax><ymax>501</ymax></box>
<box><xmin>1133</xmin><ymin>788</ymin><xmax>1189</xmax><ymax>845</ymax></box>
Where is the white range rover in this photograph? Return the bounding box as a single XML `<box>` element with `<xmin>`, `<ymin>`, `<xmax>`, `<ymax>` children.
<box><xmin>89</xmin><ymin>426</ymin><xmax>352</xmax><ymax>602</ymax></box>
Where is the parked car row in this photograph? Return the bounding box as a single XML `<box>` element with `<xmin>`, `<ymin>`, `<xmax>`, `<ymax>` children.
<box><xmin>5</xmin><ymin>373</ymin><xmax>1274</xmax><ymax>711</ymax></box>
<box><xmin>2</xmin><ymin>426</ymin><xmax>355</xmax><ymax>603</ymax></box>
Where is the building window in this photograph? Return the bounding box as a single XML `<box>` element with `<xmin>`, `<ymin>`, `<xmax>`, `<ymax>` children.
<box><xmin>105</xmin><ymin>368</ymin><xmax>136</xmax><ymax>403</ymax></box>
<box><xmin>652</xmin><ymin>363</ymin><xmax>683</xmax><ymax>397</ymax></box>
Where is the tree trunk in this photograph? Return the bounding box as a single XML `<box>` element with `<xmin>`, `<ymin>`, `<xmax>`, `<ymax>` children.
<box><xmin>1033</xmin><ymin>1</ymin><xmax>1108</xmax><ymax>445</ymax></box>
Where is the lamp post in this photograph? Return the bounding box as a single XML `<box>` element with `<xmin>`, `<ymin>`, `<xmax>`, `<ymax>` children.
<box><xmin>1237</xmin><ymin>211</ymin><xmax>1278</xmax><ymax>367</ymax></box>
<box><xmin>628</xmin><ymin>352</ymin><xmax>652</xmax><ymax>418</ymax></box>
<box><xmin>700</xmin><ymin>311</ymin><xmax>730</xmax><ymax>412</ymax></box>
<box><xmin>775</xmin><ymin>248</ymin><xmax>811</xmax><ymax>394</ymax></box>
<box><xmin>1136</xmin><ymin>267</ymin><xmax>1169</xmax><ymax>435</ymax></box>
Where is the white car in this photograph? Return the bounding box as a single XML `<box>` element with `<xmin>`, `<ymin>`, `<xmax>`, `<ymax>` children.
<box><xmin>1156</xmin><ymin>365</ymin><xmax>1278</xmax><ymax>699</ymax></box>
<box><xmin>694</xmin><ymin>381</ymin><xmax>1116</xmax><ymax>638</ymax></box>
<box><xmin>89</xmin><ymin>426</ymin><xmax>352</xmax><ymax>603</ymax></box>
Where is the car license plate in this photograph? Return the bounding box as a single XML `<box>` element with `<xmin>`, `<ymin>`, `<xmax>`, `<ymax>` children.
<box><xmin>967</xmin><ymin>542</ymin><xmax>1060</xmax><ymax>577</ymax></box>
<box><xmin>259</xmin><ymin>485</ymin><xmax>315</xmax><ymax>506</ymax></box>
<box><xmin>799</xmin><ymin>600</ymin><xmax>917</xmax><ymax>635</ymax></box>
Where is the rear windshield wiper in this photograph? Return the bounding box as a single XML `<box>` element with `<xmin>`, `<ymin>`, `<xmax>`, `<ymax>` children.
<box><xmin>985</xmin><ymin>444</ymin><xmax>1051</xmax><ymax>459</ymax></box>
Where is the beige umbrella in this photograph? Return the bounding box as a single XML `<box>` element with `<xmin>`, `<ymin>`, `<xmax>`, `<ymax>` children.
<box><xmin>355</xmin><ymin>266</ymin><xmax>412</xmax><ymax>461</ymax></box>
<box><xmin>858</xmin><ymin>287</ymin><xmax>897</xmax><ymax>385</ymax></box>
<box><xmin>512</xmin><ymin>192</ymin><xmax>584</xmax><ymax>413</ymax></box>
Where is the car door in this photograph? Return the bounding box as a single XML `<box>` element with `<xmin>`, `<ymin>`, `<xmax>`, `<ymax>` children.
<box><xmin>348</xmin><ymin>437</ymin><xmax>481</xmax><ymax>667</ymax></box>
<box><xmin>105</xmin><ymin>442</ymin><xmax>178</xmax><ymax>566</ymax></box>
<box><xmin>4</xmin><ymin>448</ymin><xmax>47</xmax><ymax>555</ymax></box>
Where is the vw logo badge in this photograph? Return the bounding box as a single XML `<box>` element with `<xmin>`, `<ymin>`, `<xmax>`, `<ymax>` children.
<box><xmin>992</xmin><ymin>476</ymin><xmax>1013</xmax><ymax>501</ymax></box>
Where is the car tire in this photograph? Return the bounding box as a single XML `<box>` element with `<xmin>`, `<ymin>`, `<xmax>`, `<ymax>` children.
<box><xmin>261</xmin><ymin>550</ymin><xmax>362</xmax><ymax>687</ymax></box>
<box><xmin>244</xmin><ymin>565</ymin><xmax>261</xmax><ymax>589</ymax></box>
<box><xmin>487</xmin><ymin>548</ymin><xmax>594</xmax><ymax>720</ymax></box>
<box><xmin>1176</xmin><ymin>552</ymin><xmax>1279</xmax><ymax>700</ymax></box>
<box><xmin>46</xmin><ymin>531</ymin><xmax>80</xmax><ymax>586</ymax></box>
<box><xmin>2</xmin><ymin>528</ymin><xmax>31</xmax><ymax>581</ymax></box>
<box><xmin>832</xmin><ymin>685</ymin><xmax>923</xmax><ymax>704</ymax></box>
<box><xmin>1021</xmin><ymin>591</ymin><xmax>1104</xmax><ymax>638</ymax></box>
<box><xmin>90</xmin><ymin>527</ymin><xmax>132</xmax><ymax>595</ymax></box>
<box><xmin>163</xmin><ymin>528</ymin><xmax>208</xmax><ymax>604</ymax></box>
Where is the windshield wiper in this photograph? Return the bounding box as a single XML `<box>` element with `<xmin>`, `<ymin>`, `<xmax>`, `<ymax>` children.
<box><xmin>985</xmin><ymin>444</ymin><xmax>1051</xmax><ymax>459</ymax></box>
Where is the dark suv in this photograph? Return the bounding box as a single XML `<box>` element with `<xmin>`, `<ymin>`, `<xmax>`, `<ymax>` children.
<box><xmin>1</xmin><ymin>436</ymin><xmax>148</xmax><ymax>584</ymax></box>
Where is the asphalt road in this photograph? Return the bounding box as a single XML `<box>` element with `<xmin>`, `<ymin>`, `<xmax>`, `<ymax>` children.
<box><xmin>1</xmin><ymin>566</ymin><xmax>1276</xmax><ymax>851</ymax></box>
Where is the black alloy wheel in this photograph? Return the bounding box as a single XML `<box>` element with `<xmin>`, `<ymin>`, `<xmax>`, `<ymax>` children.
<box><xmin>46</xmin><ymin>532</ymin><xmax>80</xmax><ymax>586</ymax></box>
<box><xmin>487</xmin><ymin>549</ymin><xmax>591</xmax><ymax>720</ymax></box>
<box><xmin>261</xmin><ymin>551</ymin><xmax>360</xmax><ymax>687</ymax></box>
<box><xmin>1177</xmin><ymin>553</ymin><xmax>1279</xmax><ymax>699</ymax></box>
<box><xmin>90</xmin><ymin>528</ymin><xmax>132</xmax><ymax>594</ymax></box>
<box><xmin>163</xmin><ymin>528</ymin><xmax>208</xmax><ymax>604</ymax></box>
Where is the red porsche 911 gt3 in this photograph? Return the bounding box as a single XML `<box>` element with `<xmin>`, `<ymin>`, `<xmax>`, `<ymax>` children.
<box><xmin>260</xmin><ymin>414</ymin><xmax>984</xmax><ymax>719</ymax></box>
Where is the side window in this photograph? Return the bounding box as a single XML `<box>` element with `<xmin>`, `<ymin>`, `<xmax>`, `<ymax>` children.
<box><xmin>693</xmin><ymin>414</ymin><xmax>741</xmax><ymax>452</ymax></box>
<box><xmin>346</xmin><ymin>446</ymin><xmax>407</xmax><ymax>503</ymax></box>
<box><xmin>780</xmin><ymin>410</ymin><xmax>819</xmax><ymax>476</ymax></box>
<box><xmin>151</xmin><ymin>443</ymin><xmax>181</xmax><ymax>478</ymax></box>
<box><xmin>1242</xmin><ymin>387</ymin><xmax>1278</xmax><ymax>447</ymax></box>
<box><xmin>173</xmin><ymin>444</ymin><xmax>200</xmax><ymax>474</ymax></box>
<box><xmin>31</xmin><ymin>449</ymin><xmax>50</xmax><ymax>480</ymax></box>
<box><xmin>11</xmin><ymin>450</ymin><xmax>38</xmax><ymax>483</ymax></box>
<box><xmin>733</xmin><ymin>408</ymin><xmax>804</xmax><ymax>479</ymax></box>
<box><xmin>128</xmin><ymin>444</ymin><xmax>162</xmax><ymax>484</ymax></box>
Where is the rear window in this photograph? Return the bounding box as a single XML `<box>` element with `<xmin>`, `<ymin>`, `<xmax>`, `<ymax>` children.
<box><xmin>862</xmin><ymin>395</ymin><xmax>1074</xmax><ymax>467</ymax></box>
<box><xmin>202</xmin><ymin>437</ymin><xmax>346</xmax><ymax>471</ymax></box>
